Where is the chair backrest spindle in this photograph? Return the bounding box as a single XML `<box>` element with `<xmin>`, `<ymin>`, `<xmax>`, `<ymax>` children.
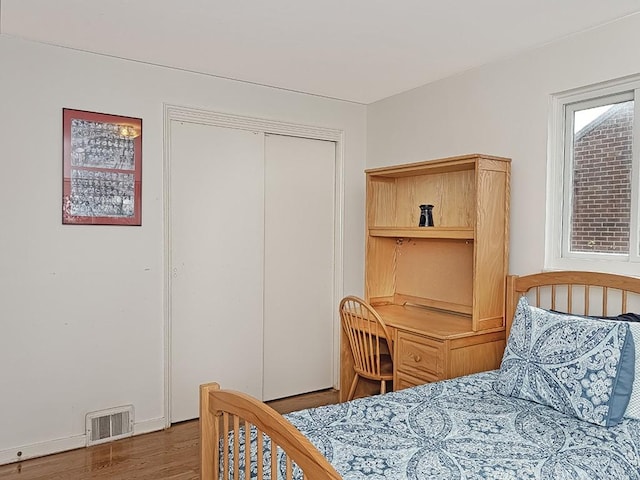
<box><xmin>339</xmin><ymin>296</ymin><xmax>393</xmax><ymax>376</ymax></box>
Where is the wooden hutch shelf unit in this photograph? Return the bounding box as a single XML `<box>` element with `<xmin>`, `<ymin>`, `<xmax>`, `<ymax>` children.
<box><xmin>340</xmin><ymin>153</ymin><xmax>511</xmax><ymax>400</ymax></box>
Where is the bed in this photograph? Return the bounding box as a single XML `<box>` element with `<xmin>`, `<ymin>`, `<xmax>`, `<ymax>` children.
<box><xmin>200</xmin><ymin>271</ymin><xmax>640</xmax><ymax>479</ymax></box>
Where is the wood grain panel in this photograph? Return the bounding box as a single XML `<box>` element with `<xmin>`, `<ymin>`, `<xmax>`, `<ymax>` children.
<box><xmin>394</xmin><ymin>170</ymin><xmax>474</xmax><ymax>227</ymax></box>
<box><xmin>365</xmin><ymin>237</ymin><xmax>397</xmax><ymax>300</ymax></box>
<box><xmin>374</xmin><ymin>304</ymin><xmax>474</xmax><ymax>339</ymax></box>
<box><xmin>367</xmin><ymin>177</ymin><xmax>396</xmax><ymax>226</ymax></box>
<box><xmin>395</xmin><ymin>238</ymin><xmax>473</xmax><ymax>311</ymax></box>
<box><xmin>449</xmin><ymin>338</ymin><xmax>506</xmax><ymax>378</ymax></box>
<box><xmin>473</xmin><ymin>167</ymin><xmax>509</xmax><ymax>329</ymax></box>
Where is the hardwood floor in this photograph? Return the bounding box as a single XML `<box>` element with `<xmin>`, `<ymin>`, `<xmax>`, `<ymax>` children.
<box><xmin>0</xmin><ymin>389</ymin><xmax>339</xmax><ymax>479</ymax></box>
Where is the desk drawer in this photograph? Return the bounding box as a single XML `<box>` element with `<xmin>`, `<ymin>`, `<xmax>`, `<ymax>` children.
<box><xmin>395</xmin><ymin>371</ymin><xmax>438</xmax><ymax>390</ymax></box>
<box><xmin>395</xmin><ymin>331</ymin><xmax>444</xmax><ymax>379</ymax></box>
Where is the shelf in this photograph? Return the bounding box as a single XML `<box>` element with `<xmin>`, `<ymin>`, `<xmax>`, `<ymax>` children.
<box><xmin>369</xmin><ymin>226</ymin><xmax>474</xmax><ymax>239</ymax></box>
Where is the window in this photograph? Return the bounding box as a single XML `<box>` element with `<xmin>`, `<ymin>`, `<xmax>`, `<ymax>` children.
<box><xmin>547</xmin><ymin>75</ymin><xmax>640</xmax><ymax>275</ymax></box>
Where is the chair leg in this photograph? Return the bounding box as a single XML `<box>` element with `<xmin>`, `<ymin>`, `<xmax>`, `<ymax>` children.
<box><xmin>347</xmin><ymin>373</ymin><xmax>359</xmax><ymax>401</ymax></box>
<box><xmin>380</xmin><ymin>379</ymin><xmax>386</xmax><ymax>395</ymax></box>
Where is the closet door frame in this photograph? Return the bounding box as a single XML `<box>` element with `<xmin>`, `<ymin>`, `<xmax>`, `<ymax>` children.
<box><xmin>162</xmin><ymin>104</ymin><xmax>345</xmax><ymax>426</ymax></box>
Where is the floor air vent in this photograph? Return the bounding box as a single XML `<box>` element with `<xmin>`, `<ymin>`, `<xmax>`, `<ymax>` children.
<box><xmin>86</xmin><ymin>405</ymin><xmax>134</xmax><ymax>446</ymax></box>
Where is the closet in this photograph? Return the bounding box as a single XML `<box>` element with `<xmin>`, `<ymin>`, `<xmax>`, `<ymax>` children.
<box><xmin>169</xmin><ymin>120</ymin><xmax>336</xmax><ymax>422</ymax></box>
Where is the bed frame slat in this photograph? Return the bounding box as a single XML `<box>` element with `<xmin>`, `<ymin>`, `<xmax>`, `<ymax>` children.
<box><xmin>223</xmin><ymin>413</ymin><xmax>230</xmax><ymax>476</ymax></box>
<box><xmin>244</xmin><ymin>419</ymin><xmax>250</xmax><ymax>480</ymax></box>
<box><xmin>271</xmin><ymin>444</ymin><xmax>277</xmax><ymax>479</ymax></box>
<box><xmin>257</xmin><ymin>429</ymin><xmax>264</xmax><ymax>478</ymax></box>
<box><xmin>286</xmin><ymin>455</ymin><xmax>293</xmax><ymax>479</ymax></box>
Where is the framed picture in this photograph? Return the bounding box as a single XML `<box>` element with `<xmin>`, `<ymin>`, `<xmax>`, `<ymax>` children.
<box><xmin>62</xmin><ymin>108</ymin><xmax>142</xmax><ymax>225</ymax></box>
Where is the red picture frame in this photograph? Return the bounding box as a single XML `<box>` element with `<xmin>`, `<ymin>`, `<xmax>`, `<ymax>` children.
<box><xmin>62</xmin><ymin>108</ymin><xmax>142</xmax><ymax>225</ymax></box>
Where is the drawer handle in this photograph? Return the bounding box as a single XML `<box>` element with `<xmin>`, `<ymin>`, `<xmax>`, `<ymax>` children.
<box><xmin>411</xmin><ymin>354</ymin><xmax>422</xmax><ymax>362</ymax></box>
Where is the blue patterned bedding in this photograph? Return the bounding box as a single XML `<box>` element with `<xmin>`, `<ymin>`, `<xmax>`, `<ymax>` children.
<box><xmin>283</xmin><ymin>371</ymin><xmax>640</xmax><ymax>479</ymax></box>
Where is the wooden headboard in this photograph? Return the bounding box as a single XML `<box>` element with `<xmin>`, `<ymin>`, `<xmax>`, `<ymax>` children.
<box><xmin>505</xmin><ymin>271</ymin><xmax>640</xmax><ymax>339</ymax></box>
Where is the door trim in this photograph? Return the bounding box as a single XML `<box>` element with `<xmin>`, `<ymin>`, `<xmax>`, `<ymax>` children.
<box><xmin>163</xmin><ymin>104</ymin><xmax>345</xmax><ymax>425</ymax></box>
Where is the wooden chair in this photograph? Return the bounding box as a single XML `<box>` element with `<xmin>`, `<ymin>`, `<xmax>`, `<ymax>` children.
<box><xmin>339</xmin><ymin>296</ymin><xmax>394</xmax><ymax>401</ymax></box>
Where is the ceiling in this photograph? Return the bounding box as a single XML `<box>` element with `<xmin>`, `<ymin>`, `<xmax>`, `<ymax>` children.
<box><xmin>2</xmin><ymin>0</ymin><xmax>640</xmax><ymax>104</ymax></box>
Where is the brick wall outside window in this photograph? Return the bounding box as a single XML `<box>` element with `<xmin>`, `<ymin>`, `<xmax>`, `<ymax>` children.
<box><xmin>571</xmin><ymin>102</ymin><xmax>634</xmax><ymax>253</ymax></box>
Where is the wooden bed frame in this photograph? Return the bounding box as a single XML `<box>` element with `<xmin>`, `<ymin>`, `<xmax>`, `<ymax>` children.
<box><xmin>201</xmin><ymin>270</ymin><xmax>640</xmax><ymax>480</ymax></box>
<box><xmin>199</xmin><ymin>382</ymin><xmax>341</xmax><ymax>480</ymax></box>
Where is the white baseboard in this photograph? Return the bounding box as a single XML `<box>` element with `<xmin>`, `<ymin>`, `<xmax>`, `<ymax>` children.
<box><xmin>0</xmin><ymin>434</ymin><xmax>85</xmax><ymax>466</ymax></box>
<box><xmin>133</xmin><ymin>417</ymin><xmax>166</xmax><ymax>436</ymax></box>
<box><xmin>0</xmin><ymin>416</ymin><xmax>167</xmax><ymax>466</ymax></box>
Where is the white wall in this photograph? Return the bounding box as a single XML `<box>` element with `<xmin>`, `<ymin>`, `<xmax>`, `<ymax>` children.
<box><xmin>367</xmin><ymin>14</ymin><xmax>640</xmax><ymax>276</ymax></box>
<box><xmin>6</xmin><ymin>10</ymin><xmax>638</xmax><ymax>466</ymax></box>
<box><xmin>0</xmin><ymin>35</ymin><xmax>366</xmax><ymax>463</ymax></box>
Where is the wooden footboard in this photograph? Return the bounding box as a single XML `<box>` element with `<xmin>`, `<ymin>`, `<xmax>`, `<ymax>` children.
<box><xmin>199</xmin><ymin>383</ymin><xmax>341</xmax><ymax>480</ymax></box>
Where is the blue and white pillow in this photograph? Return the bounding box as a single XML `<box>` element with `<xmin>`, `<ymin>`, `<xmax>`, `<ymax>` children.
<box><xmin>494</xmin><ymin>296</ymin><xmax>635</xmax><ymax>426</ymax></box>
<box><xmin>549</xmin><ymin>308</ymin><xmax>640</xmax><ymax>420</ymax></box>
<box><xmin>621</xmin><ymin>322</ymin><xmax>640</xmax><ymax>419</ymax></box>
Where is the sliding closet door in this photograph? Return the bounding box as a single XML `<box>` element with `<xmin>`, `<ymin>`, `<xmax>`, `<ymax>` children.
<box><xmin>262</xmin><ymin>134</ymin><xmax>335</xmax><ymax>401</ymax></box>
<box><xmin>170</xmin><ymin>121</ymin><xmax>265</xmax><ymax>422</ymax></box>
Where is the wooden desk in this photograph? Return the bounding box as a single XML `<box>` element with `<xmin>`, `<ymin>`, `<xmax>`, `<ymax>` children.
<box><xmin>339</xmin><ymin>304</ymin><xmax>506</xmax><ymax>401</ymax></box>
